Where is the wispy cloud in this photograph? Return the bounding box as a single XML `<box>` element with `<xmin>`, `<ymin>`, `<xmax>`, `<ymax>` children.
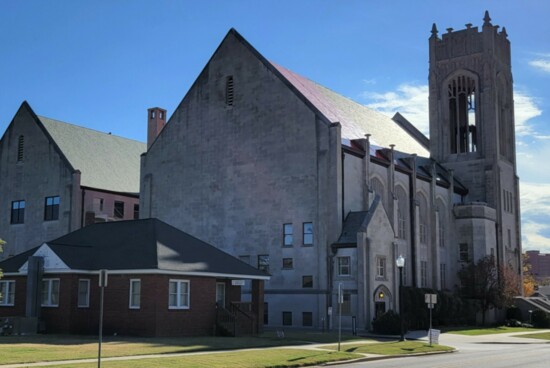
<box><xmin>529</xmin><ymin>54</ymin><xmax>550</xmax><ymax>74</ymax></box>
<box><xmin>362</xmin><ymin>83</ymin><xmax>542</xmax><ymax>138</ymax></box>
<box><xmin>514</xmin><ymin>90</ymin><xmax>543</xmax><ymax>137</ymax></box>
<box><xmin>520</xmin><ymin>182</ymin><xmax>550</xmax><ymax>253</ymax></box>
<box><xmin>363</xmin><ymin>82</ymin><xmax>550</xmax><ymax>253</ymax></box>
<box><xmin>363</xmin><ymin>84</ymin><xmax>430</xmax><ymax>135</ymax></box>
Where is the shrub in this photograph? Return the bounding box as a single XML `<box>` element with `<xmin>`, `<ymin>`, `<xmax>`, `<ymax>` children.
<box><xmin>372</xmin><ymin>310</ymin><xmax>403</xmax><ymax>335</ymax></box>
<box><xmin>506</xmin><ymin>307</ymin><xmax>523</xmax><ymax>321</ymax></box>
<box><xmin>531</xmin><ymin>310</ymin><xmax>550</xmax><ymax>328</ymax></box>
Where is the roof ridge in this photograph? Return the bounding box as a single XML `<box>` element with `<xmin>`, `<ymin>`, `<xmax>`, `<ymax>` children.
<box><xmin>38</xmin><ymin>115</ymin><xmax>146</xmax><ymax>145</ymax></box>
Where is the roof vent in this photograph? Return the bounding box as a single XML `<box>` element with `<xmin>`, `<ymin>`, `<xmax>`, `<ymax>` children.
<box><xmin>225</xmin><ymin>76</ymin><xmax>234</xmax><ymax>106</ymax></box>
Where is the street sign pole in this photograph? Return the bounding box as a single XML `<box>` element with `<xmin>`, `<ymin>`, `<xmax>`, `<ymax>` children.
<box><xmin>98</xmin><ymin>270</ymin><xmax>108</xmax><ymax>368</ymax></box>
<box><xmin>338</xmin><ymin>283</ymin><xmax>343</xmax><ymax>352</ymax></box>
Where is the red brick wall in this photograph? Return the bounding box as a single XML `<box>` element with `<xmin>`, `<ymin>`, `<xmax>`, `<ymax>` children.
<box><xmin>0</xmin><ymin>276</ymin><xmax>26</xmax><ymax>318</ymax></box>
<box><xmin>1</xmin><ymin>273</ymin><xmax>245</xmax><ymax>337</ymax></box>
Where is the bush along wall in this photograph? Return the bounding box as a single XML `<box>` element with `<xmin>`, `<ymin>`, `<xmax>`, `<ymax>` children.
<box><xmin>401</xmin><ymin>287</ymin><xmax>477</xmax><ymax>330</ymax></box>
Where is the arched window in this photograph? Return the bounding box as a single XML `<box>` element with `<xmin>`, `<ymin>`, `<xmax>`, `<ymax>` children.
<box><xmin>436</xmin><ymin>199</ymin><xmax>447</xmax><ymax>248</ymax></box>
<box><xmin>448</xmin><ymin>75</ymin><xmax>477</xmax><ymax>153</ymax></box>
<box><xmin>395</xmin><ymin>186</ymin><xmax>407</xmax><ymax>239</ymax></box>
<box><xmin>371</xmin><ymin>176</ymin><xmax>387</xmax><ymax>212</ymax></box>
<box><xmin>418</xmin><ymin>194</ymin><xmax>428</xmax><ymax>244</ymax></box>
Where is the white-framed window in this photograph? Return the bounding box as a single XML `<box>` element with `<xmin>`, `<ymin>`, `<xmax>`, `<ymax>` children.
<box><xmin>42</xmin><ymin>279</ymin><xmax>60</xmax><ymax>307</ymax></box>
<box><xmin>216</xmin><ymin>282</ymin><xmax>226</xmax><ymax>308</ymax></box>
<box><xmin>77</xmin><ymin>279</ymin><xmax>90</xmax><ymax>308</ymax></box>
<box><xmin>0</xmin><ymin>280</ymin><xmax>15</xmax><ymax>306</ymax></box>
<box><xmin>337</xmin><ymin>257</ymin><xmax>350</xmax><ymax>276</ymax></box>
<box><xmin>303</xmin><ymin>222</ymin><xmax>313</xmax><ymax>245</ymax></box>
<box><xmin>283</xmin><ymin>223</ymin><xmax>293</xmax><ymax>246</ymax></box>
<box><xmin>376</xmin><ymin>257</ymin><xmax>386</xmax><ymax>279</ymax></box>
<box><xmin>169</xmin><ymin>280</ymin><xmax>190</xmax><ymax>309</ymax></box>
<box><xmin>129</xmin><ymin>279</ymin><xmax>141</xmax><ymax>309</ymax></box>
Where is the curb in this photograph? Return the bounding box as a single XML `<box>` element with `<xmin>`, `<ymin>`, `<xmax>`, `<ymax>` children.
<box><xmin>323</xmin><ymin>348</ymin><xmax>457</xmax><ymax>366</ymax></box>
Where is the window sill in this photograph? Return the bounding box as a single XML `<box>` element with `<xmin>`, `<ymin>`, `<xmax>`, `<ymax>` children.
<box><xmin>168</xmin><ymin>306</ymin><xmax>190</xmax><ymax>310</ymax></box>
<box><xmin>129</xmin><ymin>306</ymin><xmax>141</xmax><ymax>310</ymax></box>
<box><xmin>0</xmin><ymin>304</ymin><xmax>15</xmax><ymax>307</ymax></box>
<box><xmin>77</xmin><ymin>305</ymin><xmax>89</xmax><ymax>308</ymax></box>
<box><xmin>41</xmin><ymin>305</ymin><xmax>59</xmax><ymax>308</ymax></box>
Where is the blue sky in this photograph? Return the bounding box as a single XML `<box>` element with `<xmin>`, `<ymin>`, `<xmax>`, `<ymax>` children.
<box><xmin>1</xmin><ymin>0</ymin><xmax>550</xmax><ymax>252</ymax></box>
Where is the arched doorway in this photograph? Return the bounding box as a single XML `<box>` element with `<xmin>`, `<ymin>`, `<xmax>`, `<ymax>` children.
<box><xmin>373</xmin><ymin>285</ymin><xmax>392</xmax><ymax>319</ymax></box>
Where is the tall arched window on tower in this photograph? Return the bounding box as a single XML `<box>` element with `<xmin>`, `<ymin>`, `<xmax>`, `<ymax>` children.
<box><xmin>448</xmin><ymin>75</ymin><xmax>477</xmax><ymax>153</ymax></box>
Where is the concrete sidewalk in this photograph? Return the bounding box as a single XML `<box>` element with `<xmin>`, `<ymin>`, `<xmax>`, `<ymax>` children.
<box><xmin>3</xmin><ymin>329</ymin><xmax>548</xmax><ymax>368</ymax></box>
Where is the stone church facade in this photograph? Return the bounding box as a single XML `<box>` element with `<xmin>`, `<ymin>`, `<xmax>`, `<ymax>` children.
<box><xmin>140</xmin><ymin>12</ymin><xmax>521</xmax><ymax>330</ymax></box>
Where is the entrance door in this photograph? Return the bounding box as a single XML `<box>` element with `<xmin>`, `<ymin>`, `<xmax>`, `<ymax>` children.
<box><xmin>216</xmin><ymin>282</ymin><xmax>226</xmax><ymax>308</ymax></box>
<box><xmin>375</xmin><ymin>302</ymin><xmax>386</xmax><ymax>319</ymax></box>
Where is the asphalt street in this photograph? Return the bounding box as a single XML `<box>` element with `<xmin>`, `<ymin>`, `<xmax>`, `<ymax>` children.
<box><xmin>330</xmin><ymin>330</ymin><xmax>550</xmax><ymax>368</ymax></box>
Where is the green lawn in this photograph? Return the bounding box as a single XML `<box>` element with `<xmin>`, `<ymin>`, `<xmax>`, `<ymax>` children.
<box><xmin>41</xmin><ymin>349</ymin><xmax>361</xmax><ymax>368</ymax></box>
<box><xmin>514</xmin><ymin>332</ymin><xmax>550</xmax><ymax>340</ymax></box>
<box><xmin>0</xmin><ymin>333</ymin><xmax>364</xmax><ymax>365</ymax></box>
<box><xmin>445</xmin><ymin>326</ymin><xmax>536</xmax><ymax>335</ymax></box>
<box><xmin>322</xmin><ymin>341</ymin><xmax>454</xmax><ymax>355</ymax></box>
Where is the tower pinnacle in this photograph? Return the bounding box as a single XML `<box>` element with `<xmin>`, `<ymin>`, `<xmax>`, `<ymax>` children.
<box><xmin>483</xmin><ymin>10</ymin><xmax>492</xmax><ymax>26</ymax></box>
<box><xmin>431</xmin><ymin>23</ymin><xmax>438</xmax><ymax>38</ymax></box>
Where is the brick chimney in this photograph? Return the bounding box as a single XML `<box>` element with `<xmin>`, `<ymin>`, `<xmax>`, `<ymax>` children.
<box><xmin>147</xmin><ymin>107</ymin><xmax>167</xmax><ymax>149</ymax></box>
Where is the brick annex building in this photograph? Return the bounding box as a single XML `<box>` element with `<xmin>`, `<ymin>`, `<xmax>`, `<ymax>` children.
<box><xmin>0</xmin><ymin>12</ymin><xmax>522</xmax><ymax>333</ymax></box>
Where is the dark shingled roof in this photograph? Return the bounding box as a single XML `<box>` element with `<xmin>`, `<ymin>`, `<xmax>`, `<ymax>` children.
<box><xmin>0</xmin><ymin>219</ymin><xmax>269</xmax><ymax>279</ymax></box>
<box><xmin>334</xmin><ymin>211</ymin><xmax>370</xmax><ymax>245</ymax></box>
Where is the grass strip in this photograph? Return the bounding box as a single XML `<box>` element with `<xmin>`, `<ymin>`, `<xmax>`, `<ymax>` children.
<box><xmin>36</xmin><ymin>349</ymin><xmax>362</xmax><ymax>368</ymax></box>
<box><xmin>514</xmin><ymin>332</ymin><xmax>550</xmax><ymax>340</ymax></box>
<box><xmin>321</xmin><ymin>340</ymin><xmax>454</xmax><ymax>355</ymax></box>
<box><xmin>0</xmin><ymin>333</ymin><xmax>366</xmax><ymax>365</ymax></box>
<box><xmin>445</xmin><ymin>326</ymin><xmax>535</xmax><ymax>336</ymax></box>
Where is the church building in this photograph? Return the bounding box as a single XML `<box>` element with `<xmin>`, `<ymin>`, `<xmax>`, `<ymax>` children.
<box><xmin>140</xmin><ymin>12</ymin><xmax>521</xmax><ymax>330</ymax></box>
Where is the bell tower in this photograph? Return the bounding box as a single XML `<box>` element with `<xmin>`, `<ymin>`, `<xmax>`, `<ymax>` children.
<box><xmin>428</xmin><ymin>12</ymin><xmax>521</xmax><ymax>273</ymax></box>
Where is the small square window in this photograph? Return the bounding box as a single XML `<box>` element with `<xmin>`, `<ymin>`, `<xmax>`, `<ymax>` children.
<box><xmin>168</xmin><ymin>280</ymin><xmax>189</xmax><ymax>309</ymax></box>
<box><xmin>302</xmin><ymin>275</ymin><xmax>313</xmax><ymax>288</ymax></box>
<box><xmin>282</xmin><ymin>311</ymin><xmax>292</xmax><ymax>326</ymax></box>
<box><xmin>42</xmin><ymin>279</ymin><xmax>60</xmax><ymax>307</ymax></box>
<box><xmin>376</xmin><ymin>257</ymin><xmax>386</xmax><ymax>279</ymax></box>
<box><xmin>282</xmin><ymin>258</ymin><xmax>293</xmax><ymax>269</ymax></box>
<box><xmin>77</xmin><ymin>279</ymin><xmax>90</xmax><ymax>308</ymax></box>
<box><xmin>459</xmin><ymin>243</ymin><xmax>469</xmax><ymax>262</ymax></box>
<box><xmin>283</xmin><ymin>223</ymin><xmax>293</xmax><ymax>246</ymax></box>
<box><xmin>303</xmin><ymin>222</ymin><xmax>313</xmax><ymax>245</ymax></box>
<box><xmin>44</xmin><ymin>196</ymin><xmax>60</xmax><ymax>221</ymax></box>
<box><xmin>133</xmin><ymin>204</ymin><xmax>139</xmax><ymax>220</ymax></box>
<box><xmin>258</xmin><ymin>255</ymin><xmax>269</xmax><ymax>273</ymax></box>
<box><xmin>0</xmin><ymin>280</ymin><xmax>15</xmax><ymax>306</ymax></box>
<box><xmin>11</xmin><ymin>200</ymin><xmax>25</xmax><ymax>224</ymax></box>
<box><xmin>302</xmin><ymin>312</ymin><xmax>313</xmax><ymax>326</ymax></box>
<box><xmin>130</xmin><ymin>279</ymin><xmax>141</xmax><ymax>309</ymax></box>
<box><xmin>337</xmin><ymin>257</ymin><xmax>350</xmax><ymax>276</ymax></box>
<box><xmin>114</xmin><ymin>201</ymin><xmax>125</xmax><ymax>218</ymax></box>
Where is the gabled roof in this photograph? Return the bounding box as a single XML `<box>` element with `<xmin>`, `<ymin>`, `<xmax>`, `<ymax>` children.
<box><xmin>38</xmin><ymin>116</ymin><xmax>145</xmax><ymax>194</ymax></box>
<box><xmin>0</xmin><ymin>219</ymin><xmax>269</xmax><ymax>280</ymax></box>
<box><xmin>272</xmin><ymin>63</ymin><xmax>430</xmax><ymax>156</ymax></box>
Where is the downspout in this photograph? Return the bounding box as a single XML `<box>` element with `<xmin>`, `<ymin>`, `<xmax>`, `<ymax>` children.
<box><xmin>409</xmin><ymin>154</ymin><xmax>418</xmax><ymax>287</ymax></box>
<box><xmin>341</xmin><ymin>152</ymin><xmax>345</xmax><ymax>226</ymax></box>
<box><xmin>80</xmin><ymin>188</ymin><xmax>85</xmax><ymax>228</ymax></box>
<box><xmin>364</xmin><ymin>134</ymin><xmax>371</xmax><ymax>210</ymax></box>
